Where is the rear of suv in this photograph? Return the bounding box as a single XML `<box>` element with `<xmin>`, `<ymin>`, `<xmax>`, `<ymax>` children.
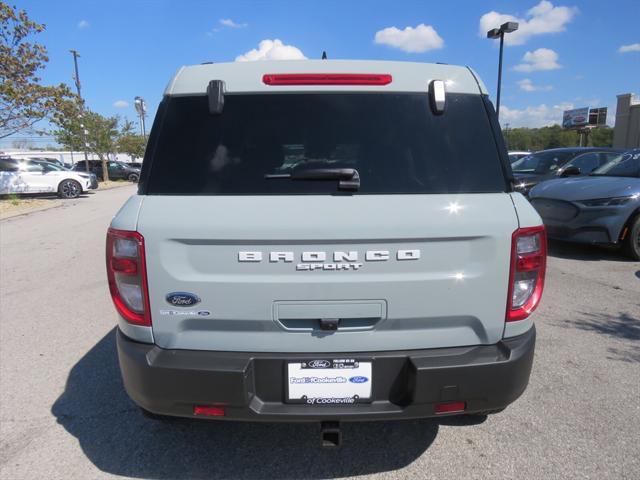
<box><xmin>108</xmin><ymin>60</ymin><xmax>546</xmax><ymax>430</ymax></box>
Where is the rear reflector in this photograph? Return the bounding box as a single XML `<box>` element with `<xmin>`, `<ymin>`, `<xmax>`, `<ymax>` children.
<box><xmin>262</xmin><ymin>73</ymin><xmax>392</xmax><ymax>86</ymax></box>
<box><xmin>193</xmin><ymin>405</ymin><xmax>226</xmax><ymax>417</ymax></box>
<box><xmin>434</xmin><ymin>401</ymin><xmax>466</xmax><ymax>414</ymax></box>
<box><xmin>507</xmin><ymin>225</ymin><xmax>547</xmax><ymax>322</ymax></box>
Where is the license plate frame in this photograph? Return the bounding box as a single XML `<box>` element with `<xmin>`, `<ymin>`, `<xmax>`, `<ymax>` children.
<box><xmin>285</xmin><ymin>358</ymin><xmax>373</xmax><ymax>405</ymax></box>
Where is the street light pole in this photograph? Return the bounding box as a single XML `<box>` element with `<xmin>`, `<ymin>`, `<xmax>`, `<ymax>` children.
<box><xmin>134</xmin><ymin>96</ymin><xmax>147</xmax><ymax>140</ymax></box>
<box><xmin>496</xmin><ymin>31</ymin><xmax>504</xmax><ymax>119</ymax></box>
<box><xmin>69</xmin><ymin>49</ymin><xmax>90</xmax><ymax>170</ymax></box>
<box><xmin>487</xmin><ymin>22</ymin><xmax>519</xmax><ymax>121</ymax></box>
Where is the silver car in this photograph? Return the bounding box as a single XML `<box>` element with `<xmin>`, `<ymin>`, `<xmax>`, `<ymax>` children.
<box><xmin>529</xmin><ymin>149</ymin><xmax>640</xmax><ymax>259</ymax></box>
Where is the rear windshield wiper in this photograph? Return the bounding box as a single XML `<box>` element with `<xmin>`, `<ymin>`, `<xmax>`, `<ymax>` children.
<box><xmin>265</xmin><ymin>168</ymin><xmax>360</xmax><ymax>191</ymax></box>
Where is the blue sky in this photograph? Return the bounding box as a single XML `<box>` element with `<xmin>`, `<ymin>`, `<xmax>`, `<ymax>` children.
<box><xmin>6</xmin><ymin>0</ymin><xmax>640</xmax><ymax>148</ymax></box>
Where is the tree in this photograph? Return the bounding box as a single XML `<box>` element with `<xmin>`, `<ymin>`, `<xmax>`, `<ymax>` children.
<box><xmin>53</xmin><ymin>101</ymin><xmax>122</xmax><ymax>181</ymax></box>
<box><xmin>0</xmin><ymin>2</ymin><xmax>73</xmax><ymax>139</ymax></box>
<box><xmin>503</xmin><ymin>125</ymin><xmax>615</xmax><ymax>151</ymax></box>
<box><xmin>117</xmin><ymin>120</ymin><xmax>147</xmax><ymax>160</ymax></box>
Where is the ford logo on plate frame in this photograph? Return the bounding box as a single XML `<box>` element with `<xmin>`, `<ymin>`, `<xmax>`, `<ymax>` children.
<box><xmin>349</xmin><ymin>376</ymin><xmax>369</xmax><ymax>384</ymax></box>
<box><xmin>307</xmin><ymin>360</ymin><xmax>331</xmax><ymax>368</ymax></box>
<box><xmin>166</xmin><ymin>292</ymin><xmax>201</xmax><ymax>307</ymax></box>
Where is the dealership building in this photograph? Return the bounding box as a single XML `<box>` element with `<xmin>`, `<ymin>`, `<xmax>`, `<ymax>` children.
<box><xmin>613</xmin><ymin>93</ymin><xmax>640</xmax><ymax>149</ymax></box>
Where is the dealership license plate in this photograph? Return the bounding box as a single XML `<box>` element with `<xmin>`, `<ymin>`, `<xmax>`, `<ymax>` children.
<box><xmin>286</xmin><ymin>359</ymin><xmax>372</xmax><ymax>405</ymax></box>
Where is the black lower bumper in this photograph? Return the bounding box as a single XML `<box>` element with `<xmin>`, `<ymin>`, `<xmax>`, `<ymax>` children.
<box><xmin>117</xmin><ymin>327</ymin><xmax>535</xmax><ymax>421</ymax></box>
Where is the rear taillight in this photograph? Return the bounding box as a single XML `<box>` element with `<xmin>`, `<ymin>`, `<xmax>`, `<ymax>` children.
<box><xmin>106</xmin><ymin>228</ymin><xmax>151</xmax><ymax>326</ymax></box>
<box><xmin>507</xmin><ymin>226</ymin><xmax>547</xmax><ymax>322</ymax></box>
<box><xmin>262</xmin><ymin>73</ymin><xmax>392</xmax><ymax>86</ymax></box>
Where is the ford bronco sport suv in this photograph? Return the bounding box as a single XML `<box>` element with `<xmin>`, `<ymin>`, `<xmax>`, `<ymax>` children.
<box><xmin>108</xmin><ymin>60</ymin><xmax>546</xmax><ymax>441</ymax></box>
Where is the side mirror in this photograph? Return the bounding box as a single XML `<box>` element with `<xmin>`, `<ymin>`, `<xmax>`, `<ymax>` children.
<box><xmin>561</xmin><ymin>165</ymin><xmax>581</xmax><ymax>177</ymax></box>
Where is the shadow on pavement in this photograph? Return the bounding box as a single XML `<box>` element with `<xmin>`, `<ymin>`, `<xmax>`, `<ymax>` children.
<box><xmin>53</xmin><ymin>329</ymin><xmax>447</xmax><ymax>479</ymax></box>
<box><xmin>563</xmin><ymin>311</ymin><xmax>640</xmax><ymax>341</ymax></box>
<box><xmin>547</xmin><ymin>239</ymin><xmax>631</xmax><ymax>262</ymax></box>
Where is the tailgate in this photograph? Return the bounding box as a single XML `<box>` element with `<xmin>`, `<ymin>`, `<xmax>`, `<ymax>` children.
<box><xmin>138</xmin><ymin>194</ymin><xmax>518</xmax><ymax>352</ymax></box>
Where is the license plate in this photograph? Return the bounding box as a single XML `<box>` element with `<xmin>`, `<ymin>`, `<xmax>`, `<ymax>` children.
<box><xmin>286</xmin><ymin>359</ymin><xmax>372</xmax><ymax>405</ymax></box>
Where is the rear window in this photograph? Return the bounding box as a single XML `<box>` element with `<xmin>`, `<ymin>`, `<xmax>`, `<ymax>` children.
<box><xmin>145</xmin><ymin>93</ymin><xmax>507</xmax><ymax>195</ymax></box>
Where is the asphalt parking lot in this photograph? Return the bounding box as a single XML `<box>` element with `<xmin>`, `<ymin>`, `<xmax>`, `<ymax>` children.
<box><xmin>1</xmin><ymin>185</ymin><xmax>638</xmax><ymax>480</ymax></box>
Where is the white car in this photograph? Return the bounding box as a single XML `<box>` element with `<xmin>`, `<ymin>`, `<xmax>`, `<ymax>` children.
<box><xmin>0</xmin><ymin>157</ymin><xmax>92</xmax><ymax>199</ymax></box>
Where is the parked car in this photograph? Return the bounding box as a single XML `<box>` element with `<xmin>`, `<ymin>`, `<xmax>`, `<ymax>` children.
<box><xmin>127</xmin><ymin>162</ymin><xmax>143</xmax><ymax>169</ymax></box>
<box><xmin>29</xmin><ymin>159</ymin><xmax>98</xmax><ymax>189</ymax></box>
<box><xmin>508</xmin><ymin>151</ymin><xmax>531</xmax><ymax>163</ymax></box>
<box><xmin>0</xmin><ymin>156</ymin><xmax>92</xmax><ymax>198</ymax></box>
<box><xmin>529</xmin><ymin>149</ymin><xmax>640</xmax><ymax>259</ymax></box>
<box><xmin>109</xmin><ymin>60</ymin><xmax>545</xmax><ymax>439</ymax></box>
<box><xmin>511</xmin><ymin>148</ymin><xmax>623</xmax><ymax>195</ymax></box>
<box><xmin>72</xmin><ymin>160</ymin><xmax>140</xmax><ymax>182</ymax></box>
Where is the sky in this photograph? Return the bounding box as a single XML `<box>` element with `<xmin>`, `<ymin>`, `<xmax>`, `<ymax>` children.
<box><xmin>5</xmin><ymin>0</ymin><xmax>640</xmax><ymax>148</ymax></box>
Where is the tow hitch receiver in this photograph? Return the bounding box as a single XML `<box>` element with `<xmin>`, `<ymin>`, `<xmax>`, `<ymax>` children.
<box><xmin>320</xmin><ymin>421</ymin><xmax>341</xmax><ymax>448</ymax></box>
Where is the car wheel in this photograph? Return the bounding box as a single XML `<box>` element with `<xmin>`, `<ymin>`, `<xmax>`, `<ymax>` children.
<box><xmin>128</xmin><ymin>173</ymin><xmax>139</xmax><ymax>183</ymax></box>
<box><xmin>58</xmin><ymin>179</ymin><xmax>82</xmax><ymax>199</ymax></box>
<box><xmin>622</xmin><ymin>215</ymin><xmax>640</xmax><ymax>261</ymax></box>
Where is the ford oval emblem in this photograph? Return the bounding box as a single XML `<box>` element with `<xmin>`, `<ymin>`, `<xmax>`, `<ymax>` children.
<box><xmin>166</xmin><ymin>292</ymin><xmax>200</xmax><ymax>307</ymax></box>
<box><xmin>349</xmin><ymin>376</ymin><xmax>368</xmax><ymax>384</ymax></box>
<box><xmin>308</xmin><ymin>360</ymin><xmax>331</xmax><ymax>368</ymax></box>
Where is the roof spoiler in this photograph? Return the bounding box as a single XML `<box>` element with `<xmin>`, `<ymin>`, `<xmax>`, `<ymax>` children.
<box><xmin>207</xmin><ymin>80</ymin><xmax>226</xmax><ymax>114</ymax></box>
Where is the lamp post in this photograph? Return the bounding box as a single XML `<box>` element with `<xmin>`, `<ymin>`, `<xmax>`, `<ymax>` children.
<box><xmin>487</xmin><ymin>22</ymin><xmax>519</xmax><ymax>121</ymax></box>
<box><xmin>134</xmin><ymin>96</ymin><xmax>147</xmax><ymax>140</ymax></box>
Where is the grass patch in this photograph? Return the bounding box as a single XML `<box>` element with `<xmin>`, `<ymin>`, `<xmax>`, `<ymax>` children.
<box><xmin>7</xmin><ymin>194</ymin><xmax>20</xmax><ymax>206</ymax></box>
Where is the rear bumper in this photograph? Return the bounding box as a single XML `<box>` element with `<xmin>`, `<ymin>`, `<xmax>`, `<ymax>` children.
<box><xmin>117</xmin><ymin>326</ymin><xmax>535</xmax><ymax>422</ymax></box>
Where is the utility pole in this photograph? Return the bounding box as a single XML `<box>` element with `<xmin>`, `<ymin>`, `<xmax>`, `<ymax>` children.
<box><xmin>70</xmin><ymin>50</ymin><xmax>90</xmax><ymax>171</ymax></box>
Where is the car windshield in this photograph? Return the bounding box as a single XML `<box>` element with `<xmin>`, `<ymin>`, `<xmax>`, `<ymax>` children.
<box><xmin>145</xmin><ymin>93</ymin><xmax>507</xmax><ymax>195</ymax></box>
<box><xmin>591</xmin><ymin>151</ymin><xmax>640</xmax><ymax>178</ymax></box>
<box><xmin>511</xmin><ymin>150</ymin><xmax>576</xmax><ymax>174</ymax></box>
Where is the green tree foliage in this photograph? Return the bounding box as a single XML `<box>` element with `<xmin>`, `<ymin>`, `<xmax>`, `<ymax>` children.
<box><xmin>117</xmin><ymin>120</ymin><xmax>147</xmax><ymax>160</ymax></box>
<box><xmin>503</xmin><ymin>125</ymin><xmax>614</xmax><ymax>151</ymax></box>
<box><xmin>0</xmin><ymin>2</ymin><xmax>73</xmax><ymax>139</ymax></box>
<box><xmin>53</xmin><ymin>101</ymin><xmax>131</xmax><ymax>181</ymax></box>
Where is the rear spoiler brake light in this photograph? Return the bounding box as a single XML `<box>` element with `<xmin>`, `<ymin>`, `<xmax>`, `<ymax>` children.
<box><xmin>262</xmin><ymin>73</ymin><xmax>392</xmax><ymax>86</ymax></box>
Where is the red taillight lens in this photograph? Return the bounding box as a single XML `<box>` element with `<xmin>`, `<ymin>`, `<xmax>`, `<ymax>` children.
<box><xmin>106</xmin><ymin>228</ymin><xmax>151</xmax><ymax>326</ymax></box>
<box><xmin>262</xmin><ymin>73</ymin><xmax>392</xmax><ymax>86</ymax></box>
<box><xmin>507</xmin><ymin>226</ymin><xmax>547</xmax><ymax>322</ymax></box>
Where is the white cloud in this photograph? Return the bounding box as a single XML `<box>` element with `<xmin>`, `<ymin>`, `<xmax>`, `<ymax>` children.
<box><xmin>479</xmin><ymin>1</ymin><xmax>578</xmax><ymax>46</ymax></box>
<box><xmin>235</xmin><ymin>39</ymin><xmax>306</xmax><ymax>62</ymax></box>
<box><xmin>500</xmin><ymin>102</ymin><xmax>573</xmax><ymax>127</ymax></box>
<box><xmin>113</xmin><ymin>100</ymin><xmax>129</xmax><ymax>108</ymax></box>
<box><xmin>517</xmin><ymin>78</ymin><xmax>553</xmax><ymax>92</ymax></box>
<box><xmin>618</xmin><ymin>43</ymin><xmax>640</xmax><ymax>53</ymax></box>
<box><xmin>374</xmin><ymin>24</ymin><xmax>444</xmax><ymax>53</ymax></box>
<box><xmin>219</xmin><ymin>18</ymin><xmax>247</xmax><ymax>29</ymax></box>
<box><xmin>514</xmin><ymin>48</ymin><xmax>561</xmax><ymax>72</ymax></box>
<box><xmin>77</xmin><ymin>20</ymin><xmax>89</xmax><ymax>29</ymax></box>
